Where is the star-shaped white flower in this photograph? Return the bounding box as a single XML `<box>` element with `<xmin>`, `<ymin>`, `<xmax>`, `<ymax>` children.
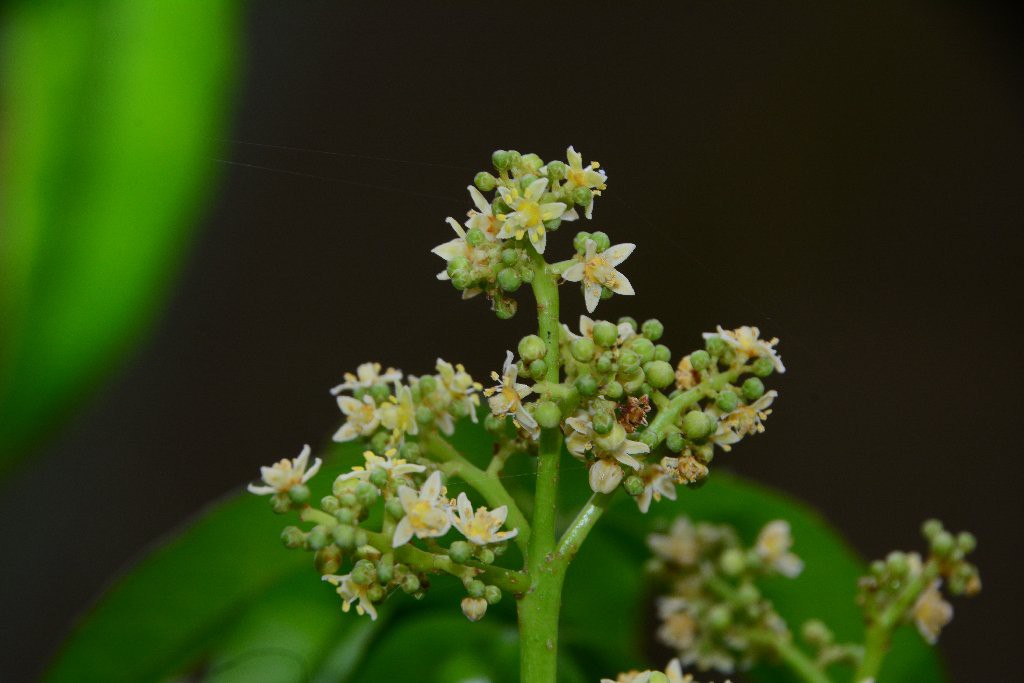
<box><xmin>322</xmin><ymin>572</ymin><xmax>378</xmax><ymax>620</ymax></box>
<box><xmin>336</xmin><ymin>448</ymin><xmax>425</xmax><ymax>484</ymax></box>
<box><xmin>450</xmin><ymin>492</ymin><xmax>519</xmax><ymax>545</ymax></box>
<box><xmin>248</xmin><ymin>444</ymin><xmax>322</xmax><ymax>495</ymax></box>
<box><xmin>333</xmin><ymin>394</ymin><xmax>382</xmax><ymax>442</ymax></box>
<box><xmin>392</xmin><ymin>471</ymin><xmax>451</xmax><ymax>547</ymax></box>
<box><xmin>465</xmin><ymin>186</ymin><xmax>502</xmax><ymax>241</ymax></box>
<box><xmin>710</xmin><ymin>391</ymin><xmax>778</xmax><ymax>451</ymax></box>
<box><xmin>330</xmin><ymin>362</ymin><xmax>403</xmax><ymax>396</ymax></box>
<box><xmin>562</xmin><ymin>239</ymin><xmax>636</xmax><ymax>313</ymax></box>
<box><xmin>495</xmin><ymin>178</ymin><xmax>565</xmax><ymax>254</ymax></box>
<box><xmin>755</xmin><ymin>520</ymin><xmax>804</xmax><ymax>578</ymax></box>
<box><xmin>431</xmin><ymin>217</ymin><xmax>486</xmax><ymax>299</ymax></box>
<box><xmin>702</xmin><ymin>325</ymin><xmax>785</xmax><ymax>373</ymax></box>
<box><xmin>562</xmin><ymin>314</ymin><xmax>636</xmax><ymax>347</ymax></box>
<box><xmin>635</xmin><ymin>458</ymin><xmax>679</xmax><ymax>513</ymax></box>
<box><xmin>483</xmin><ymin>350</ymin><xmax>538</xmax><ymax>439</ymax></box>
<box><xmin>379</xmin><ymin>383</ymin><xmax>419</xmax><ymax>444</ymax></box>
<box><xmin>588</xmin><ymin>436</ymin><xmax>648</xmax><ymax>494</ymax></box>
<box><xmin>563</xmin><ymin>146</ymin><xmax>608</xmax><ymax>219</ymax></box>
<box><xmin>564</xmin><ymin>410</ymin><xmax>596</xmax><ymax>459</ymax></box>
<box><xmin>436</xmin><ymin>358</ymin><xmax>482</xmax><ymax>425</ymax></box>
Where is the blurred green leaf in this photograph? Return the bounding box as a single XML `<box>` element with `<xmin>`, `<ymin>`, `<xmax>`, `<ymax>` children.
<box><xmin>46</xmin><ymin>418</ymin><xmax>946</xmax><ymax>682</ymax></box>
<box><xmin>0</xmin><ymin>0</ymin><xmax>239</xmax><ymax>472</ymax></box>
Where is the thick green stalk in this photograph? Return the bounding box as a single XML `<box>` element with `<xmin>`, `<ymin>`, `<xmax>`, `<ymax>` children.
<box><xmin>644</xmin><ymin>366</ymin><xmax>747</xmax><ymax>446</ymax></box>
<box><xmin>518</xmin><ymin>250</ymin><xmax>564</xmax><ymax>683</ymax></box>
<box><xmin>552</xmin><ymin>492</ymin><xmax>613</xmax><ymax>573</ymax></box>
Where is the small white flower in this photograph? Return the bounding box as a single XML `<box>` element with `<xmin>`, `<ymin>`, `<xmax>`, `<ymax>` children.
<box><xmin>483</xmin><ymin>350</ymin><xmax>538</xmax><ymax>439</ymax></box>
<box><xmin>913</xmin><ymin>580</ymin><xmax>953</xmax><ymax>644</ymax></box>
<box><xmin>333</xmin><ymin>394</ymin><xmax>382</xmax><ymax>442</ymax></box>
<box><xmin>330</xmin><ymin>362</ymin><xmax>403</xmax><ymax>396</ymax></box>
<box><xmin>451</xmin><ymin>492</ymin><xmax>519</xmax><ymax>545</ymax></box>
<box><xmin>495</xmin><ymin>178</ymin><xmax>566</xmax><ymax>253</ymax></box>
<box><xmin>322</xmin><ymin>573</ymin><xmax>378</xmax><ymax>620</ymax></box>
<box><xmin>648</xmin><ymin>517</ymin><xmax>701</xmax><ymax>566</ymax></box>
<box><xmin>563</xmin><ymin>146</ymin><xmax>608</xmax><ymax>219</ymax></box>
<box><xmin>710</xmin><ymin>391</ymin><xmax>777</xmax><ymax>451</ymax></box>
<box><xmin>379</xmin><ymin>384</ymin><xmax>419</xmax><ymax>444</ymax></box>
<box><xmin>336</xmin><ymin>448</ymin><xmax>425</xmax><ymax>484</ymax></box>
<box><xmin>600</xmin><ymin>658</ymin><xmax>693</xmax><ymax>683</ymax></box>
<box><xmin>465</xmin><ymin>185</ymin><xmax>502</xmax><ymax>240</ymax></box>
<box><xmin>755</xmin><ymin>520</ymin><xmax>804</xmax><ymax>578</ymax></box>
<box><xmin>562</xmin><ymin>314</ymin><xmax>636</xmax><ymax>347</ymax></box>
<box><xmin>564</xmin><ymin>410</ymin><xmax>596</xmax><ymax>459</ymax></box>
<box><xmin>461</xmin><ymin>596</ymin><xmax>488</xmax><ymax>622</ymax></box>
<box><xmin>431</xmin><ymin>217</ymin><xmax>487</xmax><ymax>299</ymax></box>
<box><xmin>248</xmin><ymin>444</ymin><xmax>322</xmax><ymax>495</ymax></box>
<box><xmin>392</xmin><ymin>471</ymin><xmax>451</xmax><ymax>547</ymax></box>
<box><xmin>435</xmin><ymin>358</ymin><xmax>482</xmax><ymax>424</ymax></box>
<box><xmin>703</xmin><ymin>325</ymin><xmax>785</xmax><ymax>373</ymax></box>
<box><xmin>561</xmin><ymin>239</ymin><xmax>636</xmax><ymax>313</ymax></box>
<box><xmin>635</xmin><ymin>459</ymin><xmax>679</xmax><ymax>513</ymax></box>
<box><xmin>586</xmin><ymin>427</ymin><xmax>649</xmax><ymax>493</ymax></box>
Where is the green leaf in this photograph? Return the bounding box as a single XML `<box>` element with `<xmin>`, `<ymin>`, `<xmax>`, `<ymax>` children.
<box><xmin>0</xmin><ymin>0</ymin><xmax>239</xmax><ymax>472</ymax></box>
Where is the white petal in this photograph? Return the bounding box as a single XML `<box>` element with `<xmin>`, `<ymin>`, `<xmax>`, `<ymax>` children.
<box><xmin>524</xmin><ymin>177</ymin><xmax>549</xmax><ymax>201</ymax></box>
<box><xmin>467</xmin><ymin>185</ymin><xmax>490</xmax><ymax>212</ymax></box>
<box><xmin>392</xmin><ymin>517</ymin><xmax>415</xmax><ymax>548</ymax></box>
<box><xmin>562</xmin><ymin>262</ymin><xmax>585</xmax><ymax>282</ymax></box>
<box><xmin>422</xmin><ymin>471</ymin><xmax>444</xmax><ymax>499</ymax></box>
<box><xmin>583</xmin><ymin>282</ymin><xmax>601</xmax><ymax>313</ymax></box>
<box><xmin>431</xmin><ymin>238</ymin><xmax>466</xmax><ymax>262</ymax></box>
<box><xmin>333</xmin><ymin>422</ymin><xmax>358</xmax><ymax>442</ymax></box>
<box><xmin>603</xmin><ymin>243</ymin><xmax>636</xmax><ymax>267</ymax></box>
<box><xmin>457</xmin><ymin>492</ymin><xmax>473</xmax><ymax>521</ymax></box>
<box><xmin>610</xmin><ymin>272</ymin><xmax>635</xmax><ymax>296</ymax></box>
<box><xmin>589</xmin><ymin>459</ymin><xmax>623</xmax><ymax>494</ymax></box>
<box><xmin>247</xmin><ymin>484</ymin><xmax>276</xmax><ymax>495</ymax></box>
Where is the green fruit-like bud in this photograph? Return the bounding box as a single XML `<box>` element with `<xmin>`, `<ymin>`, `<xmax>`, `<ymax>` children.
<box><xmin>493</xmin><ymin>296</ymin><xmax>517</xmax><ymax>320</ymax></box>
<box><xmin>595</xmin><ymin>423</ymin><xmax>627</xmax><ymax>451</ymax></box>
<box><xmin>521</xmin><ymin>153</ymin><xmax>543</xmax><ymax>173</ymax></box>
<box><xmin>449</xmin><ymin>540</ymin><xmax>473</xmax><ymax>564</ymax></box>
<box><xmin>492</xmin><ymin>149</ymin><xmax>512</xmax><ymax>171</ymax></box>
<box><xmin>707</xmin><ymin>604</ymin><xmax>732</xmax><ymax>631</ymax></box>
<box><xmin>528</xmin><ymin>358</ymin><xmax>547</xmax><ymax>380</ymax></box>
<box><xmin>352</xmin><ymin>559</ymin><xmax>376</xmax><ymax>586</ymax></box>
<box><xmin>618</xmin><ymin>349</ymin><xmax>641</xmax><ymax>374</ymax></box>
<box><xmin>644</xmin><ymin>360</ymin><xmax>675</xmax><ymax>389</ymax></box>
<box><xmin>385</xmin><ymin>497</ymin><xmax>404</xmax><ymax>519</ymax></box>
<box><xmin>592</xmin><ymin>411</ymin><xmax>615</xmax><ymax>435</ymax></box>
<box><xmin>332</xmin><ymin>524</ymin><xmax>355</xmax><ymax>549</ymax></box>
<box><xmin>603</xmin><ymin>380</ymin><xmax>623</xmax><ymax>399</ymax></box>
<box><xmin>543</xmin><ymin>216</ymin><xmax>561</xmax><ymax>232</ymax></box>
<box><xmin>518</xmin><ymin>174</ymin><xmax>538</xmax><ymax>192</ymax></box>
<box><xmin>618</xmin><ymin>316</ymin><xmax>638</xmax><ymax>331</ymax></box>
<box><xmin>720</xmin><ymin>547</ymin><xmax>746</xmax><ymax>576</ymax></box>
<box><xmin>366</xmin><ymin>382</ymin><xmax>389</xmax><ymax>403</ymax></box>
<box><xmin>648</xmin><ymin>674</ymin><xmax>670</xmax><ymax>683</ymax></box>
<box><xmin>321</xmin><ymin>495</ymin><xmax>340</xmax><ymax>513</ymax></box>
<box><xmin>376</xmin><ymin>556</ymin><xmax>395</xmax><ymax>584</ymax></box>
<box><xmin>682</xmin><ymin>410</ymin><xmax>715</xmax><ymax>440</ymax></box>
<box><xmin>338</xmin><ymin>493</ymin><xmax>358</xmax><ymax>508</ymax></box>
<box><xmin>630</xmin><ymin>338</ymin><xmax>655</xmax><ymax>363</ymax></box>
<box><xmin>641</xmin><ymin>318</ymin><xmax>664</xmax><ymax>341</ymax></box>
<box><xmin>518</xmin><ymin>334</ymin><xmax>546</xmax><ymax>361</ymax></box>
<box><xmin>689</xmin><ymin>349</ymin><xmax>711</xmax><ymax>371</ymax></box>
<box><xmin>281</xmin><ymin>526</ymin><xmax>305</xmax><ymax>549</ymax></box>
<box><xmin>592</xmin><ymin>320</ymin><xmax>618</xmax><ymax>347</ymax></box>
<box><xmin>518</xmin><ymin>264</ymin><xmax>535</xmax><ymax>283</ymax></box>
<box><xmin>369</xmin><ymin>467</ymin><xmax>389</xmax><ymax>489</ymax></box>
<box><xmin>571</xmin><ymin>337</ymin><xmax>596</xmax><ymax>362</ymax></box>
<box><xmin>589</xmin><ymin>231</ymin><xmax>610</xmax><ymax>252</ymax></box>
<box><xmin>932</xmin><ymin>530</ymin><xmax>955</xmax><ymax>556</ymax></box>
<box><xmin>716</xmin><ymin>390</ymin><xmax>739</xmax><ymax>413</ymax></box>
<box><xmin>742</xmin><ymin>377</ymin><xmax>765</xmax><ymax>401</ymax></box>
<box><xmin>334</xmin><ymin>507</ymin><xmax>355</xmax><ymax>524</ymax></box>
<box><xmin>465</xmin><ymin>227</ymin><xmax>486</xmax><ymax>247</ymax></box>
<box><xmin>474</xmin><ymin>171</ymin><xmax>497</xmax><ymax>191</ymax></box>
<box><xmin>623</xmin><ymin>475</ymin><xmax>645</xmax><ymax>496</ymax></box>
<box><xmin>705</xmin><ymin>336</ymin><xmax>727</xmax><ymax>356</ymax></box>
<box><xmin>595</xmin><ymin>352</ymin><xmax>614</xmax><ymax>373</ymax></box>
<box><xmin>571</xmin><ymin>186</ymin><xmax>591</xmax><ymax>208</ymax></box>
<box><xmin>476</xmin><ymin>547</ymin><xmax>495</xmax><ymax>564</ymax></box>
<box><xmin>400</xmin><ymin>441</ymin><xmax>421</xmax><ymax>460</ymax></box>
<box><xmin>957</xmin><ymin>531</ymin><xmax>977</xmax><ymax>554</ymax></box>
<box><xmin>497</xmin><ymin>267</ymin><xmax>522</xmax><ymax>292</ymax></box>
<box><xmin>355</xmin><ymin>482</ymin><xmax>379</xmax><ymax>507</ymax></box>
<box><xmin>288</xmin><ymin>483</ymin><xmax>310</xmax><ymax>504</ymax></box>
<box><xmin>575</xmin><ymin>374</ymin><xmax>598</xmax><ymax>397</ymax></box>
<box><xmin>623</xmin><ymin>376</ymin><xmax>646</xmax><ymax>396</ymax></box>
<box><xmin>752</xmin><ymin>356</ymin><xmax>775</xmax><ymax>377</ymax></box>
<box><xmin>465</xmin><ymin>579</ymin><xmax>486</xmax><ymax>598</ymax></box>
<box><xmin>307</xmin><ymin>526</ymin><xmax>330</xmax><ymax>550</ymax></box>
<box><xmin>573</xmin><ymin>231</ymin><xmax>592</xmax><ymax>253</ymax></box>
<box><xmin>736</xmin><ymin>582</ymin><xmax>761</xmax><ymax>606</ymax></box>
<box><xmin>665</xmin><ymin>431</ymin><xmax>685</xmax><ymax>453</ymax></box>
<box><xmin>638</xmin><ymin>429</ymin><xmax>660</xmax><ymax>449</ymax></box>
<box><xmin>535</xmin><ymin>400</ymin><xmax>562</xmax><ymax>429</ymax></box>
<box><xmin>922</xmin><ymin>518</ymin><xmax>943</xmax><ymax>539</ymax></box>
<box><xmin>501</xmin><ymin>248</ymin><xmax>518</xmax><ymax>266</ymax></box>
<box><xmin>545</xmin><ymin>159</ymin><xmax>566</xmax><ymax>181</ymax></box>
<box><xmin>401</xmin><ymin>574</ymin><xmax>421</xmax><ymax>593</ymax></box>
<box><xmin>415</xmin><ymin>405</ymin><xmax>434</xmax><ymax>425</ymax></box>
<box><xmin>653</xmin><ymin>344</ymin><xmax>671</xmax><ymax>362</ymax></box>
<box><xmin>484</xmin><ymin>585</ymin><xmax>503</xmax><ymax>605</ymax></box>
<box><xmin>418</xmin><ymin>374</ymin><xmax>438</xmax><ymax>394</ymax></box>
<box><xmin>370</xmin><ymin>432</ymin><xmax>392</xmax><ymax>455</ymax></box>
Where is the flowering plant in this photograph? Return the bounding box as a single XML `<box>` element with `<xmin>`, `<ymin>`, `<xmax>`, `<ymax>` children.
<box><xmin>242</xmin><ymin>148</ymin><xmax>981</xmax><ymax>683</ymax></box>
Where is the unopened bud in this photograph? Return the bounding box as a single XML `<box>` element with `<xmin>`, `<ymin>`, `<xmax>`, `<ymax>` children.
<box><xmin>623</xmin><ymin>475</ymin><xmax>645</xmax><ymax>496</ymax></box>
<box><xmin>534</xmin><ymin>400</ymin><xmax>562</xmax><ymax>429</ymax></box>
<box><xmin>689</xmin><ymin>349</ymin><xmax>711</xmax><ymax>371</ymax></box>
<box><xmin>316</xmin><ymin>545</ymin><xmax>343</xmax><ymax>575</ymax></box>
<box><xmin>474</xmin><ymin>171</ymin><xmax>497</xmax><ymax>192</ymax></box>
<box><xmin>280</xmin><ymin>526</ymin><xmax>305</xmax><ymax>549</ymax></box>
<box><xmin>491</xmin><ymin>150</ymin><xmax>512</xmax><ymax>171</ymax></box>
<box><xmin>643</xmin><ymin>360</ymin><xmax>675</xmax><ymax>389</ymax></box>
<box><xmin>742</xmin><ymin>377</ymin><xmax>765</xmax><ymax>401</ymax></box>
<box><xmin>682</xmin><ymin>410</ymin><xmax>716</xmax><ymax>440</ymax></box>
<box><xmin>461</xmin><ymin>597</ymin><xmax>488</xmax><ymax>622</ymax></box>
<box><xmin>571</xmin><ymin>337</ymin><xmax>596</xmax><ymax>362</ymax></box>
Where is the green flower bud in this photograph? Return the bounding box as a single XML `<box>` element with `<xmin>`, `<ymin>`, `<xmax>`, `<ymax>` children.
<box><xmin>465</xmin><ymin>227</ymin><xmax>486</xmax><ymax>247</ymax></box>
<box><xmin>280</xmin><ymin>526</ymin><xmax>305</xmax><ymax>549</ymax></box>
<box><xmin>447</xmin><ymin>255</ymin><xmax>470</xmax><ymax>279</ymax></box>
<box><xmin>401</xmin><ymin>574</ymin><xmax>421</xmax><ymax>593</ymax></box>
<box><xmin>491</xmin><ymin>149</ymin><xmax>512</xmax><ymax>171</ymax></box>
<box><xmin>521</xmin><ymin>153</ymin><xmax>543</xmax><ymax>173</ymax></box>
<box><xmin>545</xmin><ymin>159</ymin><xmax>566</xmax><ymax>181</ymax></box>
<box><xmin>449</xmin><ymin>540</ymin><xmax>473</xmax><ymax>564</ymax></box>
<box><xmin>665</xmin><ymin>431</ymin><xmax>685</xmax><ymax>453</ymax></box>
<box><xmin>595</xmin><ymin>423</ymin><xmax>627</xmax><ymax>451</ymax></box>
<box><xmin>932</xmin><ymin>530</ymin><xmax>955</xmax><ymax>556</ymax></box>
<box><xmin>623</xmin><ymin>475</ymin><xmax>645</xmax><ymax>496</ymax></box>
<box><xmin>716</xmin><ymin>390</ymin><xmax>739</xmax><ymax>413</ymax></box>
<box><xmin>644</xmin><ymin>360</ymin><xmax>675</xmax><ymax>389</ymax></box>
<box><xmin>316</xmin><ymin>545</ymin><xmax>343</xmax><ymax>575</ymax></box>
<box><xmin>369</xmin><ymin>467</ymin><xmax>389</xmax><ymax>489</ymax></box>
<box><xmin>573</xmin><ymin>231</ymin><xmax>592</xmax><ymax>253</ymax></box>
<box><xmin>922</xmin><ymin>518</ymin><xmax>943</xmax><ymax>539</ymax></box>
<box><xmin>720</xmin><ymin>547</ymin><xmax>746</xmax><ymax>576</ymax></box>
<box><xmin>735</xmin><ymin>582</ymin><xmax>761</xmax><ymax>607</ymax></box>
<box><xmin>592</xmin><ymin>411</ymin><xmax>615</xmax><ymax>435</ymax></box>
<box><xmin>493</xmin><ymin>296</ymin><xmax>517</xmax><ymax>320</ymax></box>
<box><xmin>595</xmin><ymin>352</ymin><xmax>614</xmax><ymax>373</ymax></box>
<box><xmin>501</xmin><ymin>248</ymin><xmax>518</xmax><ymax>266</ymax></box>
<box><xmin>474</xmin><ymin>171</ymin><xmax>497</xmax><ymax>192</ymax></box>
<box><xmin>375</xmin><ymin>556</ymin><xmax>395</xmax><ymax>584</ymax></box>
<box><xmin>957</xmin><ymin>531</ymin><xmax>977</xmax><ymax>554</ymax></box>
<box><xmin>752</xmin><ymin>356</ymin><xmax>775</xmax><ymax>378</ymax></box>
<box><xmin>707</xmin><ymin>604</ymin><xmax>732</xmax><ymax>631</ymax></box>
<box><xmin>592</xmin><ymin>320</ymin><xmax>619</xmax><ymax>347</ymax></box>
<box><xmin>719</xmin><ymin>347</ymin><xmax>737</xmax><ymax>366</ymax></box>
<box><xmin>534</xmin><ymin>400</ymin><xmax>562</xmax><ymax>429</ymax></box>
<box><xmin>886</xmin><ymin>551</ymin><xmax>909</xmax><ymax>575</ymax></box>
<box><xmin>496</xmin><ymin>268</ymin><xmax>521</xmax><ymax>293</ymax></box>
<box><xmin>484</xmin><ymin>585</ymin><xmax>503</xmax><ymax>605</ymax></box>
<box><xmin>689</xmin><ymin>350</ymin><xmax>711</xmax><ymax>372</ymax></box>
<box><xmin>589</xmin><ymin>231</ymin><xmax>610</xmax><ymax>252</ymax></box>
<box><xmin>506</xmin><ymin>150</ymin><xmax>522</xmax><ymax>167</ymax></box>
<box><xmin>307</xmin><ymin>526</ymin><xmax>330</xmax><ymax>551</ymax></box>
<box><xmin>704</xmin><ymin>336</ymin><xmax>727</xmax><ymax>356</ymax></box>
<box><xmin>618</xmin><ymin>316</ymin><xmax>638</xmax><ymax>331</ymax></box>
<box><xmin>332</xmin><ymin>524</ymin><xmax>355</xmax><ymax>549</ymax></box>
<box><xmin>575</xmin><ymin>374</ymin><xmax>598</xmax><ymax>397</ymax></box>
<box><xmin>623</xmin><ymin>376</ymin><xmax>646</xmax><ymax>396</ymax></box>
<box><xmin>288</xmin><ymin>483</ymin><xmax>310</xmax><ymax>504</ymax></box>
<box><xmin>320</xmin><ymin>495</ymin><xmax>340</xmax><ymax>513</ymax></box>
<box><xmin>334</xmin><ymin>507</ymin><xmax>356</xmax><ymax>525</ymax></box>
<box><xmin>870</xmin><ymin>559</ymin><xmax>886</xmax><ymax>577</ymax></box>
<box><xmin>369</xmin><ymin>382</ymin><xmax>391</xmax><ymax>404</ymax></box>
<box><xmin>641</xmin><ymin>318</ymin><xmax>664</xmax><ymax>340</ymax></box>
<box><xmin>630</xmin><ymin>337</ymin><xmax>655</xmax><ymax>363</ymax></box>
<box><xmin>400</xmin><ymin>442</ymin><xmax>421</xmax><ymax>461</ymax></box>
<box><xmin>571</xmin><ymin>337</ymin><xmax>596</xmax><ymax>362</ymax></box>
<box><xmin>653</xmin><ymin>344</ymin><xmax>672</xmax><ymax>362</ymax></box>
<box><xmin>571</xmin><ymin>186</ymin><xmax>591</xmax><ymax>208</ymax></box>
<box><xmin>742</xmin><ymin>377</ymin><xmax>765</xmax><ymax>401</ymax></box>
<box><xmin>476</xmin><ymin>548</ymin><xmax>495</xmax><ymax>564</ymax></box>
<box><xmin>518</xmin><ymin>264</ymin><xmax>535</xmax><ymax>283</ymax></box>
<box><xmin>638</xmin><ymin>429</ymin><xmax>660</xmax><ymax>449</ymax></box>
<box><xmin>603</xmin><ymin>380</ymin><xmax>623</xmax><ymax>399</ymax></box>
<box><xmin>370</xmin><ymin>430</ymin><xmax>390</xmax><ymax>454</ymax></box>
<box><xmin>352</xmin><ymin>559</ymin><xmax>376</xmax><ymax>586</ymax></box>
<box><xmin>415</xmin><ymin>405</ymin><xmax>434</xmax><ymax>426</ymax></box>
<box><xmin>682</xmin><ymin>410</ymin><xmax>716</xmax><ymax>440</ymax></box>
<box><xmin>355</xmin><ymin>482</ymin><xmax>379</xmax><ymax>507</ymax></box>
<box><xmin>385</xmin><ymin>497</ymin><xmax>404</xmax><ymax>520</ymax></box>
<box><xmin>465</xmin><ymin>579</ymin><xmax>486</xmax><ymax>598</ymax></box>
<box><xmin>528</xmin><ymin>358</ymin><xmax>547</xmax><ymax>380</ymax></box>
<box><xmin>519</xmin><ymin>174</ymin><xmax>538</xmax><ymax>192</ymax></box>
<box><xmin>618</xmin><ymin>349</ymin><xmax>641</xmax><ymax>373</ymax></box>
<box><xmin>518</xmin><ymin>334</ymin><xmax>546</xmax><ymax>361</ymax></box>
<box><xmin>648</xmin><ymin>674</ymin><xmax>670</xmax><ymax>683</ymax></box>
<box><xmin>338</xmin><ymin>492</ymin><xmax>358</xmax><ymax>508</ymax></box>
<box><xmin>543</xmin><ymin>216</ymin><xmax>561</xmax><ymax>232</ymax></box>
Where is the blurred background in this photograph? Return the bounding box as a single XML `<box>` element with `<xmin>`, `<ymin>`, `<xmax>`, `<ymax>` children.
<box><xmin>1</xmin><ymin>1</ymin><xmax>1021</xmax><ymax>681</ymax></box>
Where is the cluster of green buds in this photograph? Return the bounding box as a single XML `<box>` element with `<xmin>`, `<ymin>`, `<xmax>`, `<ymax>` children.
<box><xmin>646</xmin><ymin>517</ymin><xmax>805</xmax><ymax>674</ymax></box>
<box><xmin>857</xmin><ymin>519</ymin><xmax>981</xmax><ymax>645</ymax></box>
<box><xmin>432</xmin><ymin>146</ymin><xmax>607</xmax><ymax>318</ymax></box>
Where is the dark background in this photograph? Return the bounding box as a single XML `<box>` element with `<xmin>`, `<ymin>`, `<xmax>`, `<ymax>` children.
<box><xmin>2</xmin><ymin>1</ymin><xmax>1022</xmax><ymax>681</ymax></box>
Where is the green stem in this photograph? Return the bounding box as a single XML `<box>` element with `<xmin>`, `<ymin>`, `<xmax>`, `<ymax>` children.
<box><xmin>552</xmin><ymin>492</ymin><xmax>613</xmax><ymax>573</ymax></box>
<box><xmin>518</xmin><ymin>248</ymin><xmax>565</xmax><ymax>683</ymax></box>
<box><xmin>645</xmin><ymin>366</ymin><xmax>747</xmax><ymax>446</ymax></box>
<box><xmin>421</xmin><ymin>430</ymin><xmax>531</xmax><ymax>555</ymax></box>
<box><xmin>853</xmin><ymin>561</ymin><xmax>939</xmax><ymax>681</ymax></box>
